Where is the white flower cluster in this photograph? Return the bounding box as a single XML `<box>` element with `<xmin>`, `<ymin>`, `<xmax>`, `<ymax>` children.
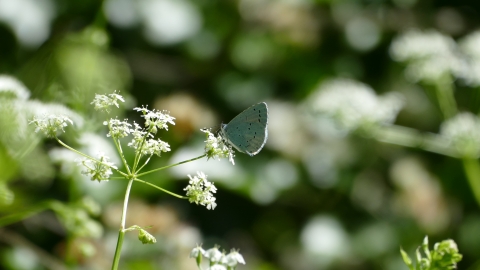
<box><xmin>0</xmin><ymin>75</ymin><xmax>30</xmax><ymax>100</ymax></box>
<box><xmin>79</xmin><ymin>152</ymin><xmax>118</xmax><ymax>182</ymax></box>
<box><xmin>390</xmin><ymin>29</ymin><xmax>480</xmax><ymax>86</ymax></box>
<box><xmin>96</xmin><ymin>94</ymin><xmax>175</xmax><ymax>158</ymax></box>
<box><xmin>309</xmin><ymin>78</ymin><xmax>404</xmax><ymax>132</ymax></box>
<box><xmin>190</xmin><ymin>245</ymin><xmax>246</xmax><ymax>270</ymax></box>
<box><xmin>184</xmin><ymin>172</ymin><xmax>217</xmax><ymax>210</ymax></box>
<box><xmin>127</xmin><ymin>122</ymin><xmax>171</xmax><ymax>157</ymax></box>
<box><xmin>91</xmin><ymin>91</ymin><xmax>125</xmax><ymax>113</ymax></box>
<box><xmin>390</xmin><ymin>29</ymin><xmax>462</xmax><ymax>83</ymax></box>
<box><xmin>202</xmin><ymin>128</ymin><xmax>235</xmax><ymax>165</ymax></box>
<box><xmin>458</xmin><ymin>31</ymin><xmax>480</xmax><ymax>86</ymax></box>
<box><xmin>134</xmin><ymin>106</ymin><xmax>176</xmax><ymax>133</ymax></box>
<box><xmin>440</xmin><ymin>113</ymin><xmax>480</xmax><ymax>158</ymax></box>
<box><xmin>30</xmin><ymin>114</ymin><xmax>73</xmax><ymax>138</ymax></box>
<box><xmin>104</xmin><ymin>118</ymin><xmax>132</xmax><ymax>138</ymax></box>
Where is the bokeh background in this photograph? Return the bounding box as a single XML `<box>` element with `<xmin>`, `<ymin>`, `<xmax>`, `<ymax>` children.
<box><xmin>1</xmin><ymin>0</ymin><xmax>480</xmax><ymax>269</ymax></box>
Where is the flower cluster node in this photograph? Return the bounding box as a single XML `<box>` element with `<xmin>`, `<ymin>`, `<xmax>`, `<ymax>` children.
<box><xmin>184</xmin><ymin>171</ymin><xmax>217</xmax><ymax>210</ymax></box>
<box><xmin>202</xmin><ymin>128</ymin><xmax>235</xmax><ymax>165</ymax></box>
<box><xmin>91</xmin><ymin>91</ymin><xmax>125</xmax><ymax>113</ymax></box>
<box><xmin>308</xmin><ymin>78</ymin><xmax>404</xmax><ymax>132</ymax></box>
<box><xmin>440</xmin><ymin>113</ymin><xmax>480</xmax><ymax>158</ymax></box>
<box><xmin>190</xmin><ymin>245</ymin><xmax>246</xmax><ymax>269</ymax></box>
<box><xmin>134</xmin><ymin>106</ymin><xmax>175</xmax><ymax>133</ymax></box>
<box><xmin>104</xmin><ymin>118</ymin><xmax>132</xmax><ymax>138</ymax></box>
<box><xmin>30</xmin><ymin>114</ymin><xmax>73</xmax><ymax>138</ymax></box>
<box><xmin>79</xmin><ymin>152</ymin><xmax>117</xmax><ymax>182</ymax></box>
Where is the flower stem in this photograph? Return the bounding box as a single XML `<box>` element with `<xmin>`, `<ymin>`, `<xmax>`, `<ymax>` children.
<box><xmin>132</xmin><ymin>131</ymin><xmax>150</xmax><ymax>172</ymax></box>
<box><xmin>0</xmin><ymin>200</ymin><xmax>55</xmax><ymax>227</ymax></box>
<box><xmin>111</xmin><ymin>230</ymin><xmax>125</xmax><ymax>270</ymax></box>
<box><xmin>111</xmin><ymin>178</ymin><xmax>134</xmax><ymax>270</ymax></box>
<box><xmin>134</xmin><ymin>178</ymin><xmax>186</xmax><ymax>199</ymax></box>
<box><xmin>372</xmin><ymin>125</ymin><xmax>458</xmax><ymax>157</ymax></box>
<box><xmin>55</xmin><ymin>138</ymin><xmax>127</xmax><ymax>177</ymax></box>
<box><xmin>136</xmin><ymin>154</ymin><xmax>206</xmax><ymax>178</ymax></box>
<box><xmin>135</xmin><ymin>155</ymin><xmax>152</xmax><ymax>174</ymax></box>
<box><xmin>106</xmin><ymin>121</ymin><xmax>131</xmax><ymax>174</ymax></box>
<box><xmin>435</xmin><ymin>76</ymin><xmax>457</xmax><ymax>119</ymax></box>
<box><xmin>462</xmin><ymin>159</ymin><xmax>480</xmax><ymax>208</ymax></box>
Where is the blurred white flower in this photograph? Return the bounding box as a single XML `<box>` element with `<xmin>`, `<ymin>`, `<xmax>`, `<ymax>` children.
<box><xmin>390</xmin><ymin>29</ymin><xmax>456</xmax><ymax>61</ymax></box>
<box><xmin>25</xmin><ymin>100</ymin><xmax>85</xmax><ymax>128</ymax></box>
<box><xmin>105</xmin><ymin>0</ymin><xmax>202</xmax><ymax>45</ymax></box>
<box><xmin>309</xmin><ymin>79</ymin><xmax>404</xmax><ymax>131</ymax></box>
<box><xmin>440</xmin><ymin>113</ymin><xmax>480</xmax><ymax>158</ymax></box>
<box><xmin>0</xmin><ymin>0</ymin><xmax>55</xmax><ymax>47</ymax></box>
<box><xmin>390</xmin><ymin>29</ymin><xmax>463</xmax><ymax>83</ymax></box>
<box><xmin>459</xmin><ymin>31</ymin><xmax>480</xmax><ymax>59</ymax></box>
<box><xmin>345</xmin><ymin>17</ymin><xmax>380</xmax><ymax>52</ymax></box>
<box><xmin>458</xmin><ymin>31</ymin><xmax>480</xmax><ymax>87</ymax></box>
<box><xmin>0</xmin><ymin>75</ymin><xmax>30</xmax><ymax>100</ymax></box>
<box><xmin>204</xmin><ymin>246</ymin><xmax>223</xmax><ymax>262</ymax></box>
<box><xmin>29</xmin><ymin>114</ymin><xmax>72</xmax><ymax>138</ymax></box>
<box><xmin>189</xmin><ymin>245</ymin><xmax>205</xmax><ymax>258</ymax></box>
<box><xmin>300</xmin><ymin>215</ymin><xmax>350</xmax><ymax>267</ymax></box>
<box><xmin>139</xmin><ymin>0</ymin><xmax>202</xmax><ymax>45</ymax></box>
<box><xmin>223</xmin><ymin>249</ymin><xmax>246</xmax><ymax>267</ymax></box>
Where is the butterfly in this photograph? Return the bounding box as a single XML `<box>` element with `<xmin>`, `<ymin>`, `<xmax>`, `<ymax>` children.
<box><xmin>219</xmin><ymin>102</ymin><xmax>268</xmax><ymax>156</ymax></box>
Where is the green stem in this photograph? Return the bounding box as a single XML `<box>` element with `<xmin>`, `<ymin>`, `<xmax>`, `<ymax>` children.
<box><xmin>0</xmin><ymin>201</ymin><xmax>55</xmax><ymax>227</ymax></box>
<box><xmin>56</xmin><ymin>138</ymin><xmax>127</xmax><ymax>177</ymax></box>
<box><xmin>462</xmin><ymin>159</ymin><xmax>480</xmax><ymax>207</ymax></box>
<box><xmin>136</xmin><ymin>154</ymin><xmax>206</xmax><ymax>178</ymax></box>
<box><xmin>132</xmin><ymin>132</ymin><xmax>150</xmax><ymax>173</ymax></box>
<box><xmin>134</xmin><ymin>178</ymin><xmax>186</xmax><ymax>199</ymax></box>
<box><xmin>135</xmin><ymin>155</ymin><xmax>152</xmax><ymax>174</ymax></box>
<box><xmin>435</xmin><ymin>76</ymin><xmax>457</xmax><ymax>119</ymax></box>
<box><xmin>111</xmin><ymin>134</ymin><xmax>131</xmax><ymax>175</ymax></box>
<box><xmin>111</xmin><ymin>230</ymin><xmax>125</xmax><ymax>270</ymax></box>
<box><xmin>111</xmin><ymin>179</ymin><xmax>134</xmax><ymax>270</ymax></box>
<box><xmin>373</xmin><ymin>125</ymin><xmax>458</xmax><ymax>158</ymax></box>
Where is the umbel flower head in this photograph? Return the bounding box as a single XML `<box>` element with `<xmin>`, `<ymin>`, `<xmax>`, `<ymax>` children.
<box><xmin>79</xmin><ymin>152</ymin><xmax>117</xmax><ymax>182</ymax></box>
<box><xmin>308</xmin><ymin>78</ymin><xmax>404</xmax><ymax>132</ymax></box>
<box><xmin>30</xmin><ymin>114</ymin><xmax>73</xmax><ymax>138</ymax></box>
<box><xmin>202</xmin><ymin>128</ymin><xmax>235</xmax><ymax>165</ymax></box>
<box><xmin>91</xmin><ymin>91</ymin><xmax>125</xmax><ymax>113</ymax></box>
<box><xmin>127</xmin><ymin>122</ymin><xmax>171</xmax><ymax>157</ymax></box>
<box><xmin>440</xmin><ymin>112</ymin><xmax>480</xmax><ymax>158</ymax></box>
<box><xmin>134</xmin><ymin>106</ymin><xmax>175</xmax><ymax>133</ymax></box>
<box><xmin>184</xmin><ymin>171</ymin><xmax>217</xmax><ymax>210</ymax></box>
<box><xmin>190</xmin><ymin>245</ymin><xmax>246</xmax><ymax>270</ymax></box>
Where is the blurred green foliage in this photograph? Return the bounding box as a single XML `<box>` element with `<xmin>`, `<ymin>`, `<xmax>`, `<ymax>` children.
<box><xmin>1</xmin><ymin>0</ymin><xmax>480</xmax><ymax>269</ymax></box>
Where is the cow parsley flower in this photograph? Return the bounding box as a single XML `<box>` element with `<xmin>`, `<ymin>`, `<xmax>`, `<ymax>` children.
<box><xmin>79</xmin><ymin>152</ymin><xmax>118</xmax><ymax>182</ymax></box>
<box><xmin>389</xmin><ymin>29</ymin><xmax>463</xmax><ymax>83</ymax></box>
<box><xmin>184</xmin><ymin>171</ymin><xmax>217</xmax><ymax>210</ymax></box>
<box><xmin>190</xmin><ymin>245</ymin><xmax>246</xmax><ymax>270</ymax></box>
<box><xmin>104</xmin><ymin>118</ymin><xmax>132</xmax><ymax>138</ymax></box>
<box><xmin>202</xmin><ymin>129</ymin><xmax>235</xmax><ymax>165</ymax></box>
<box><xmin>30</xmin><ymin>114</ymin><xmax>73</xmax><ymax>138</ymax></box>
<box><xmin>223</xmin><ymin>249</ymin><xmax>246</xmax><ymax>267</ymax></box>
<box><xmin>91</xmin><ymin>91</ymin><xmax>125</xmax><ymax>113</ymax></box>
<box><xmin>134</xmin><ymin>106</ymin><xmax>175</xmax><ymax>133</ymax></box>
<box><xmin>440</xmin><ymin>113</ymin><xmax>480</xmax><ymax>158</ymax></box>
<box><xmin>309</xmin><ymin>79</ymin><xmax>404</xmax><ymax>132</ymax></box>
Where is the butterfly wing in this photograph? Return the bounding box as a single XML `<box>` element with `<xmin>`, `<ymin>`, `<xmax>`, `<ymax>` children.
<box><xmin>222</xmin><ymin>102</ymin><xmax>268</xmax><ymax>156</ymax></box>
